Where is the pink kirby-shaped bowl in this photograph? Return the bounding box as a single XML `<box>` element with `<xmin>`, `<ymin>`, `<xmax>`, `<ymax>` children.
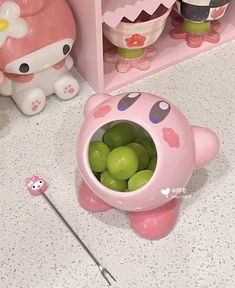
<box><xmin>103</xmin><ymin>7</ymin><xmax>172</xmax><ymax>49</ymax></box>
<box><xmin>77</xmin><ymin>92</ymin><xmax>220</xmax><ymax>240</ymax></box>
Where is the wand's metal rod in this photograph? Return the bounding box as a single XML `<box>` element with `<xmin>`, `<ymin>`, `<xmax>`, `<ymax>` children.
<box><xmin>41</xmin><ymin>193</ymin><xmax>116</xmax><ymax>286</ymax></box>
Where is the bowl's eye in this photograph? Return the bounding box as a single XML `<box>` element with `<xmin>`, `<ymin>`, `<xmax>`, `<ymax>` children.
<box><xmin>149</xmin><ymin>101</ymin><xmax>171</xmax><ymax>124</ymax></box>
<box><xmin>118</xmin><ymin>92</ymin><xmax>142</xmax><ymax>111</ymax></box>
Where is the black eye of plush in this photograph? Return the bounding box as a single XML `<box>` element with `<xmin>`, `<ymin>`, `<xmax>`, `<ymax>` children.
<box><xmin>118</xmin><ymin>92</ymin><xmax>142</xmax><ymax>111</ymax></box>
<box><xmin>19</xmin><ymin>63</ymin><xmax>30</xmax><ymax>73</ymax></box>
<box><xmin>32</xmin><ymin>185</ymin><xmax>35</xmax><ymax>189</ymax></box>
<box><xmin>149</xmin><ymin>101</ymin><xmax>171</xmax><ymax>124</ymax></box>
<box><xmin>39</xmin><ymin>180</ymin><xmax>42</xmax><ymax>184</ymax></box>
<box><xmin>63</xmin><ymin>44</ymin><xmax>70</xmax><ymax>55</ymax></box>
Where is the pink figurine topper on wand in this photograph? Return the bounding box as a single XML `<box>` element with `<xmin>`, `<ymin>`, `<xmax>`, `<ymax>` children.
<box><xmin>26</xmin><ymin>175</ymin><xmax>47</xmax><ymax>196</ymax></box>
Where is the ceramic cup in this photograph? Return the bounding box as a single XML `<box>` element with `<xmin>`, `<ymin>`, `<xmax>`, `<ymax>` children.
<box><xmin>174</xmin><ymin>0</ymin><xmax>230</xmax><ymax>22</ymax></box>
<box><xmin>170</xmin><ymin>0</ymin><xmax>231</xmax><ymax>47</ymax></box>
<box><xmin>103</xmin><ymin>6</ymin><xmax>172</xmax><ymax>72</ymax></box>
<box><xmin>103</xmin><ymin>6</ymin><xmax>171</xmax><ymax>50</ymax></box>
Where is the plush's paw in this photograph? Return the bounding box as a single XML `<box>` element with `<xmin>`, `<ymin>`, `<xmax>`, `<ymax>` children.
<box><xmin>13</xmin><ymin>88</ymin><xmax>46</xmax><ymax>116</ymax></box>
<box><xmin>54</xmin><ymin>74</ymin><xmax>79</xmax><ymax>100</ymax></box>
<box><xmin>64</xmin><ymin>85</ymin><xmax>75</xmax><ymax>95</ymax></box>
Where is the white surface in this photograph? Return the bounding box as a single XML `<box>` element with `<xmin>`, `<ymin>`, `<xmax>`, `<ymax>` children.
<box><xmin>0</xmin><ymin>41</ymin><xmax>235</xmax><ymax>288</ymax></box>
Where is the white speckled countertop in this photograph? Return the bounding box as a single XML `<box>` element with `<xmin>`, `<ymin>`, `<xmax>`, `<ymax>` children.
<box><xmin>1</xmin><ymin>41</ymin><xmax>235</xmax><ymax>288</ymax></box>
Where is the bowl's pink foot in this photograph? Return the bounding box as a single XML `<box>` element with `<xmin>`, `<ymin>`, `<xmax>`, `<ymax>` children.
<box><xmin>204</xmin><ymin>31</ymin><xmax>220</xmax><ymax>43</ymax></box>
<box><xmin>187</xmin><ymin>34</ymin><xmax>205</xmax><ymax>48</ymax></box>
<box><xmin>129</xmin><ymin>198</ymin><xmax>180</xmax><ymax>240</ymax></box>
<box><xmin>116</xmin><ymin>58</ymin><xmax>132</xmax><ymax>73</ymax></box>
<box><xmin>78</xmin><ymin>180</ymin><xmax>112</xmax><ymax>212</ymax></box>
<box><xmin>170</xmin><ymin>18</ymin><xmax>221</xmax><ymax>48</ymax></box>
<box><xmin>104</xmin><ymin>45</ymin><xmax>157</xmax><ymax>73</ymax></box>
<box><xmin>133</xmin><ymin>56</ymin><xmax>151</xmax><ymax>71</ymax></box>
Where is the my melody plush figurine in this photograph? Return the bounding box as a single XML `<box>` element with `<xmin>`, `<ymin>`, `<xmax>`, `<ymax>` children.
<box><xmin>0</xmin><ymin>0</ymin><xmax>79</xmax><ymax>115</ymax></box>
<box><xmin>77</xmin><ymin>92</ymin><xmax>220</xmax><ymax>240</ymax></box>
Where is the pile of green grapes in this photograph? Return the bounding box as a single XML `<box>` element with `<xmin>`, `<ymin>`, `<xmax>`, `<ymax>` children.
<box><xmin>88</xmin><ymin>122</ymin><xmax>157</xmax><ymax>192</ymax></box>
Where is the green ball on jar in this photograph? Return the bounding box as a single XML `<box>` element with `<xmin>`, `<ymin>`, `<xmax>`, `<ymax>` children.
<box><xmin>107</xmin><ymin>146</ymin><xmax>138</xmax><ymax>180</ymax></box>
<box><xmin>88</xmin><ymin>141</ymin><xmax>110</xmax><ymax>172</ymax></box>
<box><xmin>103</xmin><ymin>122</ymin><xmax>136</xmax><ymax>148</ymax></box>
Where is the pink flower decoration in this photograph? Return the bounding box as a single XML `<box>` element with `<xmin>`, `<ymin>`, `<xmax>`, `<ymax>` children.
<box><xmin>211</xmin><ymin>7</ymin><xmax>226</xmax><ymax>19</ymax></box>
<box><xmin>93</xmin><ymin>105</ymin><xmax>111</xmax><ymax>118</ymax></box>
<box><xmin>125</xmin><ymin>34</ymin><xmax>146</xmax><ymax>48</ymax></box>
<box><xmin>162</xmin><ymin>128</ymin><xmax>180</xmax><ymax>148</ymax></box>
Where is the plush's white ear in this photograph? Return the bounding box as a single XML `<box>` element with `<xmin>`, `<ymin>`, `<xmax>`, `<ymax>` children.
<box><xmin>192</xmin><ymin>125</ymin><xmax>220</xmax><ymax>170</ymax></box>
<box><xmin>84</xmin><ymin>93</ymin><xmax>111</xmax><ymax>118</ymax></box>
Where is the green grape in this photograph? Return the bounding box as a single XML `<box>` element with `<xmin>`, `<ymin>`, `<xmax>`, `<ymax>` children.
<box><xmin>132</xmin><ymin>124</ymin><xmax>149</xmax><ymax>139</ymax></box>
<box><xmin>148</xmin><ymin>157</ymin><xmax>157</xmax><ymax>171</ymax></box>
<box><xmin>100</xmin><ymin>170</ymin><xmax>127</xmax><ymax>192</ymax></box>
<box><xmin>128</xmin><ymin>170</ymin><xmax>153</xmax><ymax>191</ymax></box>
<box><xmin>136</xmin><ymin>137</ymin><xmax>156</xmax><ymax>158</ymax></box>
<box><xmin>107</xmin><ymin>146</ymin><xmax>138</xmax><ymax>180</ymax></box>
<box><xmin>127</xmin><ymin>142</ymin><xmax>150</xmax><ymax>171</ymax></box>
<box><xmin>88</xmin><ymin>141</ymin><xmax>110</xmax><ymax>172</ymax></box>
<box><xmin>103</xmin><ymin>122</ymin><xmax>136</xmax><ymax>148</ymax></box>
